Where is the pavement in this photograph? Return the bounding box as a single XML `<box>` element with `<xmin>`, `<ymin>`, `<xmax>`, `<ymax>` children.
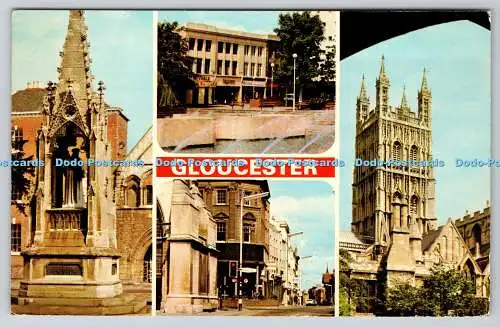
<box><xmin>159</xmin><ymin>305</ymin><xmax>334</xmax><ymax>317</ymax></box>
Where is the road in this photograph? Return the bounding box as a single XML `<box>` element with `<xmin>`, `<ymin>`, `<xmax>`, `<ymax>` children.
<box><xmin>161</xmin><ymin>305</ymin><xmax>334</xmax><ymax>317</ymax></box>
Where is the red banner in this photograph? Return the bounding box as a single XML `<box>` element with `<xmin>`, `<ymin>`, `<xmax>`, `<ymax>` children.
<box><xmin>156</xmin><ymin>157</ymin><xmax>338</xmax><ymax>178</ymax></box>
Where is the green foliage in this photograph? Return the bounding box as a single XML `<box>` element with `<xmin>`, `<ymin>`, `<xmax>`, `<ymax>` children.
<box><xmin>157</xmin><ymin>21</ymin><xmax>195</xmax><ymax>107</ymax></box>
<box><xmin>11</xmin><ymin>132</ymin><xmax>34</xmax><ymax>213</ymax></box>
<box><xmin>273</xmin><ymin>11</ymin><xmax>335</xmax><ymax>102</ymax></box>
<box><xmin>384</xmin><ymin>265</ymin><xmax>489</xmax><ymax>316</ymax></box>
<box><xmin>339</xmin><ymin>288</ymin><xmax>352</xmax><ymax>316</ymax></box>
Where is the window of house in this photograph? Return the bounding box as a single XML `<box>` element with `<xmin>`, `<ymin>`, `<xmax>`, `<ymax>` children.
<box><xmin>244</xmin><ymin>63</ymin><xmax>249</xmax><ymax>76</ymax></box>
<box><xmin>196</xmin><ymin>58</ymin><xmax>202</xmax><ymax>74</ymax></box>
<box><xmin>257</xmin><ymin>64</ymin><xmax>262</xmax><ymax>77</ymax></box>
<box><xmin>232</xmin><ymin>61</ymin><xmax>237</xmax><ymax>76</ymax></box>
<box><xmin>225</xmin><ymin>61</ymin><xmax>230</xmax><ymax>75</ymax></box>
<box><xmin>144</xmin><ymin>185</ymin><xmax>153</xmax><ymax>205</ymax></box>
<box><xmin>11</xmin><ymin>126</ymin><xmax>24</xmax><ymax>152</ymax></box>
<box><xmin>216</xmin><ymin>222</ymin><xmax>226</xmax><ymax>241</ymax></box>
<box><xmin>217</xmin><ymin>60</ymin><xmax>223</xmax><ymax>75</ymax></box>
<box><xmin>11</xmin><ymin>224</ymin><xmax>21</xmax><ymax>252</ymax></box>
<box><xmin>197</xmin><ymin>39</ymin><xmax>204</xmax><ymax>51</ymax></box>
<box><xmin>204</xmin><ymin>59</ymin><xmax>210</xmax><ymax>74</ymax></box>
<box><xmin>250</xmin><ymin>63</ymin><xmax>255</xmax><ymax>76</ymax></box>
<box><xmin>218</xmin><ymin>42</ymin><xmax>224</xmax><ymax>53</ymax></box>
<box><xmin>225</xmin><ymin>42</ymin><xmax>231</xmax><ymax>54</ymax></box>
<box><xmin>205</xmin><ymin>40</ymin><xmax>212</xmax><ymax>52</ymax></box>
<box><xmin>216</xmin><ymin>190</ymin><xmax>227</xmax><ymax>204</ymax></box>
<box><xmin>233</xmin><ymin>43</ymin><xmax>238</xmax><ymax>54</ymax></box>
<box><xmin>243</xmin><ymin>225</ymin><xmax>252</xmax><ymax>242</ymax></box>
<box><xmin>244</xmin><ymin>45</ymin><xmax>250</xmax><ymax>55</ymax></box>
<box><xmin>244</xmin><ymin>191</ymin><xmax>252</xmax><ymax>206</ymax></box>
<box><xmin>189</xmin><ymin>38</ymin><xmax>196</xmax><ymax>50</ymax></box>
<box><xmin>11</xmin><ymin>185</ymin><xmax>23</xmax><ymax>201</ymax></box>
<box><xmin>257</xmin><ymin>47</ymin><xmax>263</xmax><ymax>56</ymax></box>
<box><xmin>251</xmin><ymin>46</ymin><xmax>256</xmax><ymax>56</ymax></box>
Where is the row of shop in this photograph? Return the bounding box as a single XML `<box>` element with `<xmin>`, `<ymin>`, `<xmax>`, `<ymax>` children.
<box><xmin>186</xmin><ymin>75</ymin><xmax>284</xmax><ymax>106</ymax></box>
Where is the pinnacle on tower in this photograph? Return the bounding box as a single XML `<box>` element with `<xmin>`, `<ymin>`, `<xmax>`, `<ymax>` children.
<box><xmin>400</xmin><ymin>84</ymin><xmax>408</xmax><ymax>108</ymax></box>
<box><xmin>421</xmin><ymin>68</ymin><xmax>429</xmax><ymax>91</ymax></box>
<box><xmin>359</xmin><ymin>74</ymin><xmax>368</xmax><ymax>100</ymax></box>
<box><xmin>57</xmin><ymin>9</ymin><xmax>93</xmax><ymax>115</ymax></box>
<box><xmin>379</xmin><ymin>55</ymin><xmax>388</xmax><ymax>80</ymax></box>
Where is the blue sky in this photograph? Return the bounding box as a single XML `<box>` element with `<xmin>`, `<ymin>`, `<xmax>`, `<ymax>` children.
<box><xmin>11</xmin><ymin>10</ymin><xmax>153</xmax><ymax>152</ymax></box>
<box><xmin>268</xmin><ymin>181</ymin><xmax>334</xmax><ymax>290</ymax></box>
<box><xmin>158</xmin><ymin>11</ymin><xmax>281</xmax><ymax>34</ymax></box>
<box><xmin>339</xmin><ymin>20</ymin><xmax>491</xmax><ymax>230</ymax></box>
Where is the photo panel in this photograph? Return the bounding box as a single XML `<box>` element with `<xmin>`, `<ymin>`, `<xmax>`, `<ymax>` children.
<box><xmin>156</xmin><ymin>11</ymin><xmax>338</xmax><ymax>154</ymax></box>
<box><xmin>338</xmin><ymin>11</ymin><xmax>491</xmax><ymax>317</ymax></box>
<box><xmin>10</xmin><ymin>9</ymin><xmax>153</xmax><ymax>315</ymax></box>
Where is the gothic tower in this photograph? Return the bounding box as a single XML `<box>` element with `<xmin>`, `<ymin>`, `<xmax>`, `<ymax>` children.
<box><xmin>17</xmin><ymin>10</ymin><xmax>142</xmax><ymax>314</ymax></box>
<box><xmin>352</xmin><ymin>57</ymin><xmax>437</xmax><ymax>283</ymax></box>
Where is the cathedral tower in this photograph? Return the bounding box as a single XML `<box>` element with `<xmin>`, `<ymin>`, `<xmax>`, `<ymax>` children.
<box><xmin>352</xmin><ymin>56</ymin><xmax>437</xmax><ymax>256</ymax></box>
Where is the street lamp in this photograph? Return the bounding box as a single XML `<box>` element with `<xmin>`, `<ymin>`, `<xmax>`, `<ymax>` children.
<box><xmin>285</xmin><ymin>230</ymin><xmax>303</xmax><ymax>306</ymax></box>
<box><xmin>238</xmin><ymin>191</ymin><xmax>269</xmax><ymax>311</ymax></box>
<box><xmin>270</xmin><ymin>62</ymin><xmax>275</xmax><ymax>98</ymax></box>
<box><xmin>292</xmin><ymin>53</ymin><xmax>297</xmax><ymax>111</ymax></box>
<box><xmin>299</xmin><ymin>255</ymin><xmax>313</xmax><ymax>305</ymax></box>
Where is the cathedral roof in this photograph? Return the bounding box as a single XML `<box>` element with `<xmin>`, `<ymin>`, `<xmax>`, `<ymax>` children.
<box><xmin>421</xmin><ymin>225</ymin><xmax>444</xmax><ymax>252</ymax></box>
<box><xmin>339</xmin><ymin>230</ymin><xmax>366</xmax><ymax>245</ymax></box>
<box><xmin>12</xmin><ymin>88</ymin><xmax>47</xmax><ymax>113</ymax></box>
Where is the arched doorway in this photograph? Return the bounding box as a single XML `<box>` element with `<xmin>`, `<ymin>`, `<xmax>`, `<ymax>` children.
<box><xmin>143</xmin><ymin>245</ymin><xmax>152</xmax><ymax>283</ymax></box>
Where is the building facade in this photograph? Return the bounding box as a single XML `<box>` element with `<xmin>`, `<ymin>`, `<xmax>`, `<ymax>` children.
<box><xmin>177</xmin><ymin>23</ymin><xmax>279</xmax><ymax>105</ymax></box>
<box><xmin>197</xmin><ymin>180</ymin><xmax>270</xmax><ymax>298</ymax></box>
<box><xmin>340</xmin><ymin>57</ymin><xmax>489</xmax><ymax>313</ymax></box>
<box><xmin>10</xmin><ymin>10</ymin><xmax>151</xmax><ymax>314</ymax></box>
<box><xmin>156</xmin><ymin>179</ymin><xmax>219</xmax><ymax>314</ymax></box>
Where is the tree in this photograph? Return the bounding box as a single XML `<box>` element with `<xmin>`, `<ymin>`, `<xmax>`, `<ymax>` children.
<box><xmin>157</xmin><ymin>21</ymin><xmax>195</xmax><ymax>107</ymax></box>
<box><xmin>273</xmin><ymin>11</ymin><xmax>325</xmax><ymax>100</ymax></box>
<box><xmin>11</xmin><ymin>128</ymin><xmax>34</xmax><ymax>213</ymax></box>
<box><xmin>384</xmin><ymin>265</ymin><xmax>488</xmax><ymax>316</ymax></box>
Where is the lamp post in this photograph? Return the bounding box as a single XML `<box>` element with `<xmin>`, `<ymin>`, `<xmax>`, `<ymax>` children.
<box><xmin>292</xmin><ymin>53</ymin><xmax>297</xmax><ymax>111</ymax></box>
<box><xmin>238</xmin><ymin>191</ymin><xmax>269</xmax><ymax>311</ymax></box>
<box><xmin>285</xmin><ymin>231</ymin><xmax>303</xmax><ymax>306</ymax></box>
<box><xmin>299</xmin><ymin>255</ymin><xmax>312</xmax><ymax>306</ymax></box>
<box><xmin>270</xmin><ymin>62</ymin><xmax>275</xmax><ymax>98</ymax></box>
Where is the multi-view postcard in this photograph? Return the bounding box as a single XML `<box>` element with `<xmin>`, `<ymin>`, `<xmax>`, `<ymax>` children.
<box><xmin>6</xmin><ymin>9</ymin><xmax>491</xmax><ymax>318</ymax></box>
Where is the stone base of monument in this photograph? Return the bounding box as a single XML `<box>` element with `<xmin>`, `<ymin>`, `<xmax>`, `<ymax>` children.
<box><xmin>12</xmin><ymin>293</ymin><xmax>148</xmax><ymax>315</ymax></box>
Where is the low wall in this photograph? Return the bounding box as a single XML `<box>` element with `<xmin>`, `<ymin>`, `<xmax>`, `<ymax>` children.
<box><xmin>158</xmin><ymin>113</ymin><xmax>315</xmax><ymax>149</ymax></box>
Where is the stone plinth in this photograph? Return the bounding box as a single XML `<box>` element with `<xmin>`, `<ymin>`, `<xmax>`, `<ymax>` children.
<box><xmin>158</xmin><ymin>117</ymin><xmax>215</xmax><ymax>148</ymax></box>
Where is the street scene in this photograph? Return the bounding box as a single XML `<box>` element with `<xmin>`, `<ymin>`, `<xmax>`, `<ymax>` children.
<box><xmin>157</xmin><ymin>11</ymin><xmax>337</xmax><ymax>153</ymax></box>
<box><xmin>338</xmin><ymin>13</ymin><xmax>490</xmax><ymax>316</ymax></box>
<box><xmin>155</xmin><ymin>180</ymin><xmax>335</xmax><ymax>316</ymax></box>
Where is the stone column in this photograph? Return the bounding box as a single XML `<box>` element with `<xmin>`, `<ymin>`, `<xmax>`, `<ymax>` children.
<box><xmin>401</xmin><ymin>203</ymin><xmax>408</xmax><ymax>229</ymax></box>
<box><xmin>392</xmin><ymin>203</ymin><xmax>401</xmax><ymax>229</ymax></box>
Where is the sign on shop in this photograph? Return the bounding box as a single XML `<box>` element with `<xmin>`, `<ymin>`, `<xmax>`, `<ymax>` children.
<box><xmin>196</xmin><ymin>76</ymin><xmax>217</xmax><ymax>87</ymax></box>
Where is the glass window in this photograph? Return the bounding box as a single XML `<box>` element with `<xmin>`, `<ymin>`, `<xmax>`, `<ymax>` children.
<box><xmin>257</xmin><ymin>47</ymin><xmax>263</xmax><ymax>56</ymax></box>
<box><xmin>204</xmin><ymin>59</ymin><xmax>210</xmax><ymax>74</ymax></box>
<box><xmin>11</xmin><ymin>224</ymin><xmax>21</xmax><ymax>252</ymax></box>
<box><xmin>233</xmin><ymin>43</ymin><xmax>238</xmax><ymax>54</ymax></box>
<box><xmin>225</xmin><ymin>42</ymin><xmax>231</xmax><ymax>54</ymax></box>
<box><xmin>205</xmin><ymin>40</ymin><xmax>212</xmax><ymax>52</ymax></box>
<box><xmin>232</xmin><ymin>61</ymin><xmax>237</xmax><ymax>76</ymax></box>
<box><xmin>196</xmin><ymin>58</ymin><xmax>202</xmax><ymax>74</ymax></box>
<box><xmin>244</xmin><ymin>45</ymin><xmax>250</xmax><ymax>55</ymax></box>
<box><xmin>244</xmin><ymin>63</ymin><xmax>249</xmax><ymax>76</ymax></box>
<box><xmin>218</xmin><ymin>42</ymin><xmax>224</xmax><ymax>53</ymax></box>
<box><xmin>144</xmin><ymin>185</ymin><xmax>153</xmax><ymax>205</ymax></box>
<box><xmin>197</xmin><ymin>39</ymin><xmax>204</xmax><ymax>51</ymax></box>
<box><xmin>257</xmin><ymin>64</ymin><xmax>262</xmax><ymax>77</ymax></box>
<box><xmin>250</xmin><ymin>63</ymin><xmax>255</xmax><ymax>76</ymax></box>
<box><xmin>217</xmin><ymin>60</ymin><xmax>223</xmax><ymax>75</ymax></box>
<box><xmin>216</xmin><ymin>190</ymin><xmax>227</xmax><ymax>204</ymax></box>
<box><xmin>243</xmin><ymin>225</ymin><xmax>252</xmax><ymax>242</ymax></box>
<box><xmin>251</xmin><ymin>46</ymin><xmax>256</xmax><ymax>56</ymax></box>
<box><xmin>217</xmin><ymin>222</ymin><xmax>226</xmax><ymax>241</ymax></box>
<box><xmin>189</xmin><ymin>38</ymin><xmax>195</xmax><ymax>50</ymax></box>
<box><xmin>225</xmin><ymin>61</ymin><xmax>230</xmax><ymax>75</ymax></box>
<box><xmin>11</xmin><ymin>126</ymin><xmax>24</xmax><ymax>152</ymax></box>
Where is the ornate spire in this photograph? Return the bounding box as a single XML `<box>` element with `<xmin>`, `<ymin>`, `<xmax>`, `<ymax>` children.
<box><xmin>56</xmin><ymin>10</ymin><xmax>93</xmax><ymax>116</ymax></box>
<box><xmin>400</xmin><ymin>84</ymin><xmax>408</xmax><ymax>108</ymax></box>
<box><xmin>379</xmin><ymin>55</ymin><xmax>388</xmax><ymax>80</ymax></box>
<box><xmin>421</xmin><ymin>68</ymin><xmax>429</xmax><ymax>91</ymax></box>
<box><xmin>359</xmin><ymin>74</ymin><xmax>368</xmax><ymax>100</ymax></box>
